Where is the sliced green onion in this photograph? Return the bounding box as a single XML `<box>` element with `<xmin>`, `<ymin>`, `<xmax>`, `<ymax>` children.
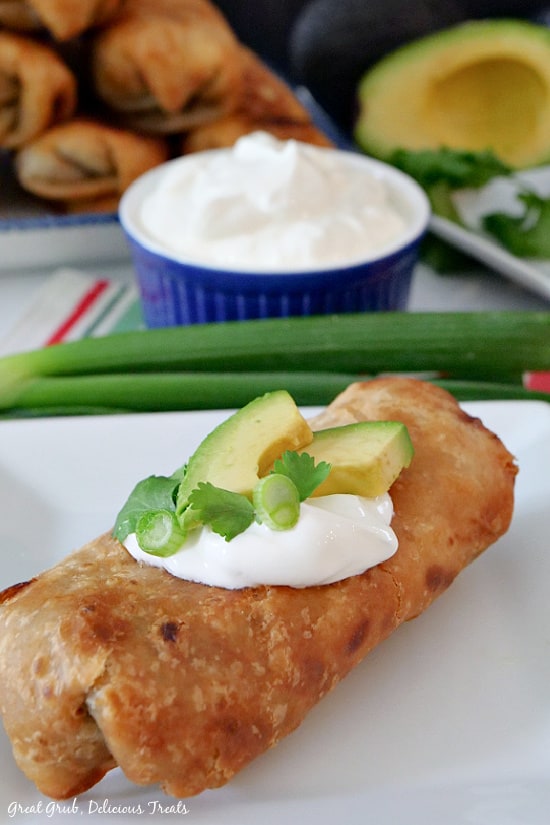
<box><xmin>135</xmin><ymin>509</ymin><xmax>187</xmax><ymax>557</ymax></box>
<box><xmin>253</xmin><ymin>474</ymin><xmax>301</xmax><ymax>531</ymax></box>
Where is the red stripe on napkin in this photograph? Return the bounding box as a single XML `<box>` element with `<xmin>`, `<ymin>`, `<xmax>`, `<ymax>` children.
<box><xmin>46</xmin><ymin>280</ymin><xmax>110</xmax><ymax>345</ymax></box>
<box><xmin>524</xmin><ymin>372</ymin><xmax>550</xmax><ymax>393</ymax></box>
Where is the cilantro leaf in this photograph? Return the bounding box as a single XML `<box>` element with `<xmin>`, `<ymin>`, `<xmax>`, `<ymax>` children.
<box><xmin>186</xmin><ymin>482</ymin><xmax>255</xmax><ymax>541</ymax></box>
<box><xmin>271</xmin><ymin>451</ymin><xmax>331</xmax><ymax>501</ymax></box>
<box><xmin>113</xmin><ymin>475</ymin><xmax>180</xmax><ymax>542</ymax></box>
<box><xmin>388</xmin><ymin>147</ymin><xmax>550</xmax><ymax>260</ymax></box>
<box><xmin>389</xmin><ymin>147</ymin><xmax>511</xmax><ymax>190</ymax></box>
<box><xmin>483</xmin><ymin>190</ymin><xmax>550</xmax><ymax>258</ymax></box>
<box><xmin>389</xmin><ymin>147</ymin><xmax>512</xmax><ymax>222</ymax></box>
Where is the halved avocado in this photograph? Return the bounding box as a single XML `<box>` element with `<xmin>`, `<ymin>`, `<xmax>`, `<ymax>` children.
<box><xmin>355</xmin><ymin>19</ymin><xmax>550</xmax><ymax>168</ymax></box>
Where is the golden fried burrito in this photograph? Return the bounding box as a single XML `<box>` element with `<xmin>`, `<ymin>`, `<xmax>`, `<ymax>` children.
<box><xmin>0</xmin><ymin>31</ymin><xmax>76</xmax><ymax>148</ymax></box>
<box><xmin>182</xmin><ymin>47</ymin><xmax>333</xmax><ymax>152</ymax></box>
<box><xmin>15</xmin><ymin>117</ymin><xmax>169</xmax><ymax>212</ymax></box>
<box><xmin>90</xmin><ymin>0</ymin><xmax>244</xmax><ymax>133</ymax></box>
<box><xmin>0</xmin><ymin>0</ymin><xmax>123</xmax><ymax>40</ymax></box>
<box><xmin>0</xmin><ymin>378</ymin><xmax>517</xmax><ymax>800</ymax></box>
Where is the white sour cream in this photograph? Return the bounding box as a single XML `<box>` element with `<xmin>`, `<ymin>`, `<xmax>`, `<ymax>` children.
<box><xmin>124</xmin><ymin>493</ymin><xmax>398</xmax><ymax>590</ymax></box>
<box><xmin>137</xmin><ymin>132</ymin><xmax>407</xmax><ymax>271</ymax></box>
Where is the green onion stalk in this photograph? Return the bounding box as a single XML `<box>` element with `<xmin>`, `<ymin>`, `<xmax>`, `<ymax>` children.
<box><xmin>0</xmin><ymin>311</ymin><xmax>548</xmax><ymax>416</ymax></box>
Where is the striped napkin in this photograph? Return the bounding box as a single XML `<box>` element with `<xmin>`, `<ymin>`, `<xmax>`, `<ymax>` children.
<box><xmin>0</xmin><ymin>268</ymin><xmax>144</xmax><ymax>356</ymax></box>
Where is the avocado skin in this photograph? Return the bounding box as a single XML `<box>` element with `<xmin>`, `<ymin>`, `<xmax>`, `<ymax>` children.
<box><xmin>289</xmin><ymin>0</ymin><xmax>549</xmax><ymax>132</ymax></box>
<box><xmin>289</xmin><ymin>0</ymin><xmax>466</xmax><ymax>131</ymax></box>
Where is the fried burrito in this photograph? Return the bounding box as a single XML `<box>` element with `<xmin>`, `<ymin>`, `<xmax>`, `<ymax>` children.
<box><xmin>182</xmin><ymin>47</ymin><xmax>333</xmax><ymax>152</ymax></box>
<box><xmin>15</xmin><ymin>118</ymin><xmax>169</xmax><ymax>212</ymax></box>
<box><xmin>0</xmin><ymin>31</ymin><xmax>76</xmax><ymax>149</ymax></box>
<box><xmin>0</xmin><ymin>0</ymin><xmax>123</xmax><ymax>40</ymax></box>
<box><xmin>89</xmin><ymin>0</ymin><xmax>244</xmax><ymax>134</ymax></box>
<box><xmin>0</xmin><ymin>379</ymin><xmax>517</xmax><ymax>800</ymax></box>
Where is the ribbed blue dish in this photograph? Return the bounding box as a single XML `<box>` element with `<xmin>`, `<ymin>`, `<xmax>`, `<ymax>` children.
<box><xmin>124</xmin><ymin>234</ymin><xmax>421</xmax><ymax>327</ymax></box>
<box><xmin>119</xmin><ymin>147</ymin><xmax>430</xmax><ymax>328</ymax></box>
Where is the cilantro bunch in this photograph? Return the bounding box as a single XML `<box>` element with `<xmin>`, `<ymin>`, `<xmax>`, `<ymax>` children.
<box><xmin>390</xmin><ymin>147</ymin><xmax>550</xmax><ymax>258</ymax></box>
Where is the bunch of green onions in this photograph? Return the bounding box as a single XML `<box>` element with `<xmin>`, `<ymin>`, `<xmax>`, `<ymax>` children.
<box><xmin>0</xmin><ymin>311</ymin><xmax>548</xmax><ymax>417</ymax></box>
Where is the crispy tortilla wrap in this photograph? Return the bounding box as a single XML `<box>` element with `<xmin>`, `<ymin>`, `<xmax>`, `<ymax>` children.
<box><xmin>15</xmin><ymin>117</ymin><xmax>169</xmax><ymax>212</ymax></box>
<box><xmin>0</xmin><ymin>378</ymin><xmax>517</xmax><ymax>799</ymax></box>
<box><xmin>89</xmin><ymin>0</ymin><xmax>244</xmax><ymax>134</ymax></box>
<box><xmin>0</xmin><ymin>0</ymin><xmax>123</xmax><ymax>40</ymax></box>
<box><xmin>0</xmin><ymin>31</ymin><xmax>76</xmax><ymax>149</ymax></box>
<box><xmin>182</xmin><ymin>47</ymin><xmax>333</xmax><ymax>152</ymax></box>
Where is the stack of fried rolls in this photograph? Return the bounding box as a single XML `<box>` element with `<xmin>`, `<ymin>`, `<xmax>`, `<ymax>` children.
<box><xmin>0</xmin><ymin>378</ymin><xmax>517</xmax><ymax>800</ymax></box>
<box><xmin>0</xmin><ymin>0</ymin><xmax>331</xmax><ymax>212</ymax></box>
<box><xmin>90</xmin><ymin>0</ymin><xmax>245</xmax><ymax>133</ymax></box>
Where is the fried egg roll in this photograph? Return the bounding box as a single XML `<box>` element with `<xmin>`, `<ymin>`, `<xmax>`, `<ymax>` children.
<box><xmin>183</xmin><ymin>115</ymin><xmax>333</xmax><ymax>152</ymax></box>
<box><xmin>14</xmin><ymin>117</ymin><xmax>169</xmax><ymax>212</ymax></box>
<box><xmin>90</xmin><ymin>0</ymin><xmax>244</xmax><ymax>134</ymax></box>
<box><xmin>182</xmin><ymin>47</ymin><xmax>333</xmax><ymax>152</ymax></box>
<box><xmin>0</xmin><ymin>0</ymin><xmax>123</xmax><ymax>40</ymax></box>
<box><xmin>0</xmin><ymin>379</ymin><xmax>517</xmax><ymax>800</ymax></box>
<box><xmin>0</xmin><ymin>31</ymin><xmax>76</xmax><ymax>149</ymax></box>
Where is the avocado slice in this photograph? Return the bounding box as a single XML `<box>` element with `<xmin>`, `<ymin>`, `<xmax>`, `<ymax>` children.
<box><xmin>354</xmin><ymin>19</ymin><xmax>550</xmax><ymax>168</ymax></box>
<box><xmin>176</xmin><ymin>390</ymin><xmax>313</xmax><ymax>514</ymax></box>
<box><xmin>301</xmin><ymin>421</ymin><xmax>413</xmax><ymax>498</ymax></box>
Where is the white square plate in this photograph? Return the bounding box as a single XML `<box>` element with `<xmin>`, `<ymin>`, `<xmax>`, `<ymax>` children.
<box><xmin>0</xmin><ymin>401</ymin><xmax>549</xmax><ymax>824</ymax></box>
<box><xmin>430</xmin><ymin>214</ymin><xmax>550</xmax><ymax>302</ymax></box>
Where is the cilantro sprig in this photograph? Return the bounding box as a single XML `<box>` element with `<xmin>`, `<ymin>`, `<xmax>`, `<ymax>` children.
<box><xmin>112</xmin><ymin>474</ymin><xmax>180</xmax><ymax>543</ymax></box>
<box><xmin>113</xmin><ymin>451</ymin><xmax>331</xmax><ymax>554</ymax></box>
<box><xmin>483</xmin><ymin>190</ymin><xmax>550</xmax><ymax>258</ymax></box>
<box><xmin>388</xmin><ymin>146</ymin><xmax>550</xmax><ymax>260</ymax></box>
<box><xmin>272</xmin><ymin>450</ymin><xmax>331</xmax><ymax>501</ymax></box>
<box><xmin>389</xmin><ymin>147</ymin><xmax>512</xmax><ymax>222</ymax></box>
<box><xmin>186</xmin><ymin>483</ymin><xmax>255</xmax><ymax>541</ymax></box>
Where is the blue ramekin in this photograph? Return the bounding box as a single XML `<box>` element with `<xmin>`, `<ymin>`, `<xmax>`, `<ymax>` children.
<box><xmin>119</xmin><ymin>146</ymin><xmax>430</xmax><ymax>327</ymax></box>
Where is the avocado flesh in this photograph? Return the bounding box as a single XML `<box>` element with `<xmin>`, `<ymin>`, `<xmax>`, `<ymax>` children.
<box><xmin>176</xmin><ymin>390</ymin><xmax>313</xmax><ymax>513</ymax></box>
<box><xmin>355</xmin><ymin>19</ymin><xmax>550</xmax><ymax>168</ymax></box>
<box><xmin>300</xmin><ymin>421</ymin><xmax>414</xmax><ymax>498</ymax></box>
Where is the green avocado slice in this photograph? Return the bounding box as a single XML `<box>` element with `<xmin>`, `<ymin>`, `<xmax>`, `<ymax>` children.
<box><xmin>301</xmin><ymin>420</ymin><xmax>414</xmax><ymax>498</ymax></box>
<box><xmin>175</xmin><ymin>390</ymin><xmax>313</xmax><ymax>514</ymax></box>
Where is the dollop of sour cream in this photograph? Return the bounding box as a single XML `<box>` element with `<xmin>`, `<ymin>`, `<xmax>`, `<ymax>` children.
<box><xmin>124</xmin><ymin>493</ymin><xmax>398</xmax><ymax>590</ymax></box>
<box><xmin>138</xmin><ymin>132</ymin><xmax>407</xmax><ymax>271</ymax></box>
